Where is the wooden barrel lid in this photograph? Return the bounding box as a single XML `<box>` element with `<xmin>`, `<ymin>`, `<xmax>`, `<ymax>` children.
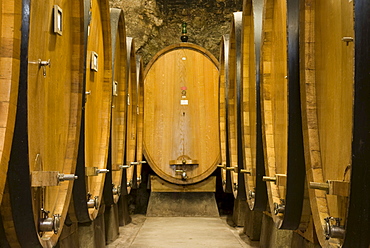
<box><xmin>300</xmin><ymin>1</ymin><xmax>368</xmax><ymax>246</ymax></box>
<box><xmin>0</xmin><ymin>0</ymin><xmax>21</xmax><ymax>206</ymax></box>
<box><xmin>228</xmin><ymin>12</ymin><xmax>247</xmax><ymax>199</ymax></box>
<box><xmin>219</xmin><ymin>34</ymin><xmax>232</xmax><ymax>194</ymax></box>
<box><xmin>260</xmin><ymin>0</ymin><xmax>306</xmax><ymax>229</ymax></box>
<box><xmin>5</xmin><ymin>0</ymin><xmax>84</xmax><ymax>246</ymax></box>
<box><xmin>103</xmin><ymin>8</ymin><xmax>127</xmax><ymax>206</ymax></box>
<box><xmin>144</xmin><ymin>43</ymin><xmax>220</xmax><ymax>185</ymax></box>
<box><xmin>134</xmin><ymin>55</ymin><xmax>145</xmax><ymax>188</ymax></box>
<box><xmin>241</xmin><ymin>0</ymin><xmax>267</xmax><ymax>211</ymax></box>
<box><xmin>73</xmin><ymin>0</ymin><xmax>112</xmax><ymax>223</ymax></box>
<box><xmin>124</xmin><ymin>37</ymin><xmax>137</xmax><ymax>194</ymax></box>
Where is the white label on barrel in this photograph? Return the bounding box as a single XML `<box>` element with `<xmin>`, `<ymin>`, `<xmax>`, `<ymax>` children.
<box><xmin>181</xmin><ymin>100</ymin><xmax>188</xmax><ymax>105</ymax></box>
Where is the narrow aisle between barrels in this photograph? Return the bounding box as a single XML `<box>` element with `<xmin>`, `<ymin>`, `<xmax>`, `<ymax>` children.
<box><xmin>107</xmin><ymin>215</ymin><xmax>259</xmax><ymax>248</ymax></box>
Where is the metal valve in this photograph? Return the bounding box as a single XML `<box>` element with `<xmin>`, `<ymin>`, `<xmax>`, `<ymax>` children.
<box><xmin>240</xmin><ymin>169</ymin><xmax>252</xmax><ymax>175</ymax></box>
<box><xmin>58</xmin><ymin>173</ymin><xmax>78</xmax><ymax>182</ymax></box>
<box><xmin>87</xmin><ymin>195</ymin><xmax>99</xmax><ymax>209</ymax></box>
<box><xmin>39</xmin><ymin>59</ymin><xmax>51</xmax><ymax>77</ymax></box>
<box><xmin>324</xmin><ymin>217</ymin><xmax>345</xmax><ymax>240</ymax></box>
<box><xmin>112</xmin><ymin>185</ymin><xmax>121</xmax><ymax>195</ymax></box>
<box><xmin>119</xmin><ymin>164</ymin><xmax>131</xmax><ymax>169</ymax></box>
<box><xmin>249</xmin><ymin>190</ymin><xmax>255</xmax><ymax>200</ymax></box>
<box><xmin>127</xmin><ymin>180</ymin><xmax>132</xmax><ymax>188</ymax></box>
<box><xmin>233</xmin><ymin>183</ymin><xmax>238</xmax><ymax>191</ymax></box>
<box><xmin>263</xmin><ymin>176</ymin><xmax>277</xmax><ymax>182</ymax></box>
<box><xmin>137</xmin><ymin>176</ymin><xmax>142</xmax><ymax>184</ymax></box>
<box><xmin>39</xmin><ymin>208</ymin><xmax>60</xmax><ymax>234</ymax></box>
<box><xmin>274</xmin><ymin>202</ymin><xmax>285</xmax><ymax>215</ymax></box>
<box><xmin>96</xmin><ymin>169</ymin><xmax>109</xmax><ymax>174</ymax></box>
<box><xmin>175</xmin><ymin>169</ymin><xmax>188</xmax><ymax>180</ymax></box>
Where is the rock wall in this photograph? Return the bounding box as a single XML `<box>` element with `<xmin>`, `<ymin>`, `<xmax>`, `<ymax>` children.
<box><xmin>110</xmin><ymin>0</ymin><xmax>242</xmax><ymax>67</ymax></box>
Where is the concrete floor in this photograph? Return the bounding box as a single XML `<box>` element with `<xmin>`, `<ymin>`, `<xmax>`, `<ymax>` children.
<box><xmin>106</xmin><ymin>215</ymin><xmax>260</xmax><ymax>248</ymax></box>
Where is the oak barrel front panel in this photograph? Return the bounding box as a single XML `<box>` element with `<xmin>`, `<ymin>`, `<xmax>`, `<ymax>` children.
<box><xmin>144</xmin><ymin>43</ymin><xmax>220</xmax><ymax>185</ymax></box>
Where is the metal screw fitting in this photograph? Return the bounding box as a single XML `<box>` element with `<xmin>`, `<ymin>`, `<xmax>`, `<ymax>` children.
<box><xmin>96</xmin><ymin>169</ymin><xmax>109</xmax><ymax>174</ymax></box>
<box><xmin>112</xmin><ymin>185</ymin><xmax>121</xmax><ymax>195</ymax></box>
<box><xmin>58</xmin><ymin>173</ymin><xmax>78</xmax><ymax>182</ymax></box>
<box><xmin>249</xmin><ymin>190</ymin><xmax>255</xmax><ymax>199</ymax></box>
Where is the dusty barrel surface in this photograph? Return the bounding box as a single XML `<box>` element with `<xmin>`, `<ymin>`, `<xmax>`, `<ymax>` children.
<box><xmin>4</xmin><ymin>0</ymin><xmax>84</xmax><ymax>246</ymax></box>
<box><xmin>103</xmin><ymin>8</ymin><xmax>127</xmax><ymax>206</ymax></box>
<box><xmin>124</xmin><ymin>37</ymin><xmax>137</xmax><ymax>194</ymax></box>
<box><xmin>144</xmin><ymin>43</ymin><xmax>220</xmax><ymax>185</ymax></box>
<box><xmin>73</xmin><ymin>0</ymin><xmax>112</xmax><ymax>223</ymax></box>
<box><xmin>0</xmin><ymin>0</ymin><xmax>21</xmax><ymax>206</ymax></box>
<box><xmin>227</xmin><ymin>12</ymin><xmax>246</xmax><ymax>199</ymax></box>
<box><xmin>300</xmin><ymin>0</ymin><xmax>370</xmax><ymax>247</ymax></box>
<box><xmin>218</xmin><ymin>34</ymin><xmax>232</xmax><ymax>194</ymax></box>
<box><xmin>241</xmin><ymin>0</ymin><xmax>267</xmax><ymax>211</ymax></box>
<box><xmin>260</xmin><ymin>0</ymin><xmax>306</xmax><ymax>229</ymax></box>
<box><xmin>134</xmin><ymin>55</ymin><xmax>145</xmax><ymax>188</ymax></box>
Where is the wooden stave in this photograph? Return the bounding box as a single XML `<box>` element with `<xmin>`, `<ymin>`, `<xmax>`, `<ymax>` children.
<box><xmin>103</xmin><ymin>8</ymin><xmax>127</xmax><ymax>206</ymax></box>
<box><xmin>300</xmin><ymin>1</ymin><xmax>370</xmax><ymax>247</ymax></box>
<box><xmin>5</xmin><ymin>0</ymin><xmax>84</xmax><ymax>246</ymax></box>
<box><xmin>123</xmin><ymin>37</ymin><xmax>137</xmax><ymax>194</ymax></box>
<box><xmin>0</xmin><ymin>0</ymin><xmax>21</xmax><ymax>207</ymax></box>
<box><xmin>143</xmin><ymin>43</ymin><xmax>220</xmax><ymax>185</ymax></box>
<box><xmin>227</xmin><ymin>12</ymin><xmax>247</xmax><ymax>200</ymax></box>
<box><xmin>241</xmin><ymin>0</ymin><xmax>267</xmax><ymax>211</ymax></box>
<box><xmin>73</xmin><ymin>0</ymin><xmax>112</xmax><ymax>223</ymax></box>
<box><xmin>260</xmin><ymin>0</ymin><xmax>306</xmax><ymax>230</ymax></box>
<box><xmin>218</xmin><ymin>34</ymin><xmax>233</xmax><ymax>194</ymax></box>
<box><xmin>133</xmin><ymin>54</ymin><xmax>144</xmax><ymax>189</ymax></box>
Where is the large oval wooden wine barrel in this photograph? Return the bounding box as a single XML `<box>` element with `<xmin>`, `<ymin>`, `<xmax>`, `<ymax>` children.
<box><xmin>241</xmin><ymin>0</ymin><xmax>267</xmax><ymax>211</ymax></box>
<box><xmin>144</xmin><ymin>43</ymin><xmax>220</xmax><ymax>185</ymax></box>
<box><xmin>73</xmin><ymin>0</ymin><xmax>112</xmax><ymax>223</ymax></box>
<box><xmin>260</xmin><ymin>0</ymin><xmax>306</xmax><ymax>229</ymax></box>
<box><xmin>124</xmin><ymin>37</ymin><xmax>137</xmax><ymax>194</ymax></box>
<box><xmin>227</xmin><ymin>12</ymin><xmax>246</xmax><ymax>199</ymax></box>
<box><xmin>218</xmin><ymin>34</ymin><xmax>232</xmax><ymax>194</ymax></box>
<box><xmin>4</xmin><ymin>0</ymin><xmax>84</xmax><ymax>246</ymax></box>
<box><xmin>134</xmin><ymin>55</ymin><xmax>145</xmax><ymax>188</ymax></box>
<box><xmin>103</xmin><ymin>8</ymin><xmax>127</xmax><ymax>206</ymax></box>
<box><xmin>0</xmin><ymin>0</ymin><xmax>21</xmax><ymax>206</ymax></box>
<box><xmin>300</xmin><ymin>1</ymin><xmax>370</xmax><ymax>247</ymax></box>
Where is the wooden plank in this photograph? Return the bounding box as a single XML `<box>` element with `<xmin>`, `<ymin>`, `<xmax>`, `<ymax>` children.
<box><xmin>151</xmin><ymin>176</ymin><xmax>216</xmax><ymax>192</ymax></box>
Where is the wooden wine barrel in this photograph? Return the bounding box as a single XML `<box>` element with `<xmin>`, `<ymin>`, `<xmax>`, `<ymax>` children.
<box><xmin>73</xmin><ymin>0</ymin><xmax>112</xmax><ymax>223</ymax></box>
<box><xmin>103</xmin><ymin>8</ymin><xmax>127</xmax><ymax>206</ymax></box>
<box><xmin>260</xmin><ymin>0</ymin><xmax>306</xmax><ymax>229</ymax></box>
<box><xmin>218</xmin><ymin>34</ymin><xmax>232</xmax><ymax>193</ymax></box>
<box><xmin>0</xmin><ymin>0</ymin><xmax>21</xmax><ymax>206</ymax></box>
<box><xmin>133</xmin><ymin>55</ymin><xmax>145</xmax><ymax>188</ymax></box>
<box><xmin>227</xmin><ymin>12</ymin><xmax>247</xmax><ymax>200</ymax></box>
<box><xmin>241</xmin><ymin>0</ymin><xmax>267</xmax><ymax>211</ymax></box>
<box><xmin>143</xmin><ymin>43</ymin><xmax>220</xmax><ymax>185</ymax></box>
<box><xmin>4</xmin><ymin>0</ymin><xmax>84</xmax><ymax>246</ymax></box>
<box><xmin>218</xmin><ymin>34</ymin><xmax>232</xmax><ymax>194</ymax></box>
<box><xmin>300</xmin><ymin>1</ymin><xmax>370</xmax><ymax>247</ymax></box>
<box><xmin>124</xmin><ymin>37</ymin><xmax>137</xmax><ymax>194</ymax></box>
